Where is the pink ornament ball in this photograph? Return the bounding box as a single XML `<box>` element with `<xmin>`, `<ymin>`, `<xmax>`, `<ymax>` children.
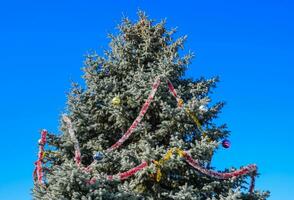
<box><xmin>222</xmin><ymin>139</ymin><xmax>231</xmax><ymax>148</ymax></box>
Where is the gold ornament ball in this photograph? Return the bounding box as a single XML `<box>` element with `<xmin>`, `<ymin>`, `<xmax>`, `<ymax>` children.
<box><xmin>112</xmin><ymin>96</ymin><xmax>121</xmax><ymax>106</ymax></box>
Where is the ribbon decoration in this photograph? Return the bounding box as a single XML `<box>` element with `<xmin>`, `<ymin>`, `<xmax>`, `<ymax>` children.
<box><xmin>153</xmin><ymin>147</ymin><xmax>257</xmax><ymax>193</ymax></box>
<box><xmin>62</xmin><ymin>115</ymin><xmax>82</xmax><ymax>166</ymax></box>
<box><xmin>88</xmin><ymin>161</ymin><xmax>148</xmax><ymax>184</ymax></box>
<box><xmin>33</xmin><ymin>129</ymin><xmax>47</xmax><ymax>185</ymax></box>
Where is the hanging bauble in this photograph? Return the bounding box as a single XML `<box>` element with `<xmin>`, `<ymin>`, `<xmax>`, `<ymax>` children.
<box><xmin>222</xmin><ymin>139</ymin><xmax>231</xmax><ymax>148</ymax></box>
<box><xmin>111</xmin><ymin>96</ymin><xmax>121</xmax><ymax>106</ymax></box>
<box><xmin>199</xmin><ymin>105</ymin><xmax>208</xmax><ymax>112</ymax></box>
<box><xmin>93</xmin><ymin>152</ymin><xmax>104</xmax><ymax>161</ymax></box>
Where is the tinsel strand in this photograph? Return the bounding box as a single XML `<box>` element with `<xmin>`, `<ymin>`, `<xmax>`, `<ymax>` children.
<box><xmin>33</xmin><ymin>129</ymin><xmax>47</xmax><ymax>185</ymax></box>
<box><xmin>182</xmin><ymin>151</ymin><xmax>257</xmax><ymax>193</ymax></box>
<box><xmin>88</xmin><ymin>161</ymin><xmax>148</xmax><ymax>184</ymax></box>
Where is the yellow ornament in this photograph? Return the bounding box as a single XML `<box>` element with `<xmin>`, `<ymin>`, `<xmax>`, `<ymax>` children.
<box><xmin>111</xmin><ymin>96</ymin><xmax>121</xmax><ymax>106</ymax></box>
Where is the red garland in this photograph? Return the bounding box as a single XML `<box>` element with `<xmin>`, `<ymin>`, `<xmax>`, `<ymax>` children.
<box><xmin>88</xmin><ymin>161</ymin><xmax>148</xmax><ymax>184</ymax></box>
<box><xmin>167</xmin><ymin>79</ymin><xmax>178</xmax><ymax>99</ymax></box>
<box><xmin>33</xmin><ymin>129</ymin><xmax>47</xmax><ymax>185</ymax></box>
<box><xmin>182</xmin><ymin>151</ymin><xmax>257</xmax><ymax>193</ymax></box>
<box><xmin>118</xmin><ymin>161</ymin><xmax>148</xmax><ymax>180</ymax></box>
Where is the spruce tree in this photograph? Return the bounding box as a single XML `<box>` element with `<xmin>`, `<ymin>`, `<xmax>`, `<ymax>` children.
<box><xmin>33</xmin><ymin>11</ymin><xmax>269</xmax><ymax>200</ymax></box>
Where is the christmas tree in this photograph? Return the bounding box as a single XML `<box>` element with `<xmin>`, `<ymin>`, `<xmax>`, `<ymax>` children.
<box><xmin>33</xmin><ymin>11</ymin><xmax>269</xmax><ymax>200</ymax></box>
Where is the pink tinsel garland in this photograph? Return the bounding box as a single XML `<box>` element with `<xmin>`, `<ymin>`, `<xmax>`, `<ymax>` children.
<box><xmin>33</xmin><ymin>129</ymin><xmax>47</xmax><ymax>185</ymax></box>
<box><xmin>182</xmin><ymin>151</ymin><xmax>257</xmax><ymax>193</ymax></box>
<box><xmin>88</xmin><ymin>161</ymin><xmax>148</xmax><ymax>184</ymax></box>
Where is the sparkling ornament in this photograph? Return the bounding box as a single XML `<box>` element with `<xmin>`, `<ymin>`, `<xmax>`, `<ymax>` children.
<box><xmin>38</xmin><ymin>139</ymin><xmax>43</xmax><ymax>145</ymax></box>
<box><xmin>93</xmin><ymin>152</ymin><xmax>104</xmax><ymax>161</ymax></box>
<box><xmin>222</xmin><ymin>139</ymin><xmax>231</xmax><ymax>148</ymax></box>
<box><xmin>199</xmin><ymin>105</ymin><xmax>208</xmax><ymax>112</ymax></box>
<box><xmin>111</xmin><ymin>96</ymin><xmax>121</xmax><ymax>106</ymax></box>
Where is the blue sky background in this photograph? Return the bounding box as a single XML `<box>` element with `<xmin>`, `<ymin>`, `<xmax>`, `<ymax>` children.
<box><xmin>0</xmin><ymin>1</ymin><xmax>293</xmax><ymax>199</ymax></box>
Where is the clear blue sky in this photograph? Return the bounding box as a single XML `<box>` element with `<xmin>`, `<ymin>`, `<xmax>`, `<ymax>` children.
<box><xmin>0</xmin><ymin>1</ymin><xmax>293</xmax><ymax>199</ymax></box>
